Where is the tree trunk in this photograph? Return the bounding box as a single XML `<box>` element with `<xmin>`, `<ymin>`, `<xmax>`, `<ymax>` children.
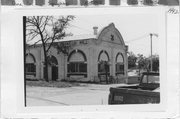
<box><xmin>43</xmin><ymin>46</ymin><xmax>49</xmax><ymax>82</ymax></box>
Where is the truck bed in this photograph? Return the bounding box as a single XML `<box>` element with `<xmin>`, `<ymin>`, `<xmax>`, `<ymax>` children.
<box><xmin>109</xmin><ymin>86</ymin><xmax>160</xmax><ymax>104</ymax></box>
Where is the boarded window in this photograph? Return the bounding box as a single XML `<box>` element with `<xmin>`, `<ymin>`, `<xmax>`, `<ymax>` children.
<box><xmin>110</xmin><ymin>0</ymin><xmax>120</xmax><ymax>5</ymax></box>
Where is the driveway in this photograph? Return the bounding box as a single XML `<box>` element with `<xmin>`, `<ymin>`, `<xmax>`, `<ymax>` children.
<box><xmin>26</xmin><ymin>83</ymin><xmax>127</xmax><ymax>106</ymax></box>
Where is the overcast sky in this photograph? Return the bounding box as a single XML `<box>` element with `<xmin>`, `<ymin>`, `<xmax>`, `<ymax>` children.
<box><xmin>27</xmin><ymin>13</ymin><xmax>160</xmax><ymax>57</ymax></box>
<box><xmin>65</xmin><ymin>14</ymin><xmax>159</xmax><ymax>57</ymax></box>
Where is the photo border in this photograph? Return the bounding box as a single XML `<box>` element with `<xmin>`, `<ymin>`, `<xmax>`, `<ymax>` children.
<box><xmin>1</xmin><ymin>6</ymin><xmax>177</xmax><ymax>118</ymax></box>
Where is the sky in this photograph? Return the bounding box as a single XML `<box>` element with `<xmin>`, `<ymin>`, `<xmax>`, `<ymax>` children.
<box><xmin>65</xmin><ymin>14</ymin><xmax>160</xmax><ymax>57</ymax></box>
<box><xmin>27</xmin><ymin>13</ymin><xmax>160</xmax><ymax>57</ymax></box>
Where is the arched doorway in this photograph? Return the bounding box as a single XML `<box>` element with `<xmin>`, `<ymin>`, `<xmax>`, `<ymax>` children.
<box><xmin>115</xmin><ymin>52</ymin><xmax>124</xmax><ymax>75</ymax></box>
<box><xmin>67</xmin><ymin>49</ymin><xmax>87</xmax><ymax>78</ymax></box>
<box><xmin>98</xmin><ymin>50</ymin><xmax>110</xmax><ymax>78</ymax></box>
<box><xmin>25</xmin><ymin>53</ymin><xmax>36</xmax><ymax>78</ymax></box>
<box><xmin>49</xmin><ymin>0</ymin><xmax>57</xmax><ymax>5</ymax></box>
<box><xmin>47</xmin><ymin>55</ymin><xmax>58</xmax><ymax>81</ymax></box>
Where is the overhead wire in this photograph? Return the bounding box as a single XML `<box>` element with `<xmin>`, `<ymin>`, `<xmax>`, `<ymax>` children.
<box><xmin>125</xmin><ymin>34</ymin><xmax>149</xmax><ymax>43</ymax></box>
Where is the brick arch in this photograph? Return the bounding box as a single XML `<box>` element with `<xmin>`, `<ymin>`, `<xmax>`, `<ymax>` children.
<box><xmin>47</xmin><ymin>55</ymin><xmax>58</xmax><ymax>65</ymax></box>
<box><xmin>116</xmin><ymin>52</ymin><xmax>124</xmax><ymax>63</ymax></box>
<box><xmin>98</xmin><ymin>50</ymin><xmax>110</xmax><ymax>62</ymax></box>
<box><xmin>67</xmin><ymin>49</ymin><xmax>87</xmax><ymax>62</ymax></box>
<box><xmin>25</xmin><ymin>53</ymin><xmax>36</xmax><ymax>63</ymax></box>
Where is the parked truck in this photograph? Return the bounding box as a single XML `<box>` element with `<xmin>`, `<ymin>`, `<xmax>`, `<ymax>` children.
<box><xmin>108</xmin><ymin>72</ymin><xmax>160</xmax><ymax>104</ymax></box>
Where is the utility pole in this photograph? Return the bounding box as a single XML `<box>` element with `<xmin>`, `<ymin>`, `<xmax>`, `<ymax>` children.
<box><xmin>150</xmin><ymin>33</ymin><xmax>153</xmax><ymax>71</ymax></box>
<box><xmin>150</xmin><ymin>33</ymin><xmax>158</xmax><ymax>72</ymax></box>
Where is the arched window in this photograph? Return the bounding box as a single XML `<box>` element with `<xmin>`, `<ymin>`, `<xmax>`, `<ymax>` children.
<box><xmin>47</xmin><ymin>55</ymin><xmax>58</xmax><ymax>66</ymax></box>
<box><xmin>116</xmin><ymin>53</ymin><xmax>124</xmax><ymax>75</ymax></box>
<box><xmin>25</xmin><ymin>53</ymin><xmax>36</xmax><ymax>76</ymax></box>
<box><xmin>98</xmin><ymin>50</ymin><xmax>110</xmax><ymax>76</ymax></box>
<box><xmin>67</xmin><ymin>49</ymin><xmax>87</xmax><ymax>77</ymax></box>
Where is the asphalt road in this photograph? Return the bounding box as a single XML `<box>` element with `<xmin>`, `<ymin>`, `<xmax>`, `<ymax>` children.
<box><xmin>26</xmin><ymin>83</ymin><xmax>127</xmax><ymax>106</ymax></box>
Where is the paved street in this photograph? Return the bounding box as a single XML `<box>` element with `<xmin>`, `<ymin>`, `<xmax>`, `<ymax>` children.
<box><xmin>26</xmin><ymin>83</ymin><xmax>127</xmax><ymax>106</ymax></box>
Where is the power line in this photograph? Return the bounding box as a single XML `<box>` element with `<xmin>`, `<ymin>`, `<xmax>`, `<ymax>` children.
<box><xmin>125</xmin><ymin>34</ymin><xmax>148</xmax><ymax>43</ymax></box>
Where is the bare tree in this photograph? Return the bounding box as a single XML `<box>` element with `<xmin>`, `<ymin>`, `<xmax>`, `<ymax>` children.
<box><xmin>26</xmin><ymin>16</ymin><xmax>75</xmax><ymax>82</ymax></box>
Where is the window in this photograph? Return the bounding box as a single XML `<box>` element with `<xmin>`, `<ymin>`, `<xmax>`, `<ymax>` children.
<box><xmin>1</xmin><ymin>0</ymin><xmax>15</xmax><ymax>5</ymax></box>
<box><xmin>80</xmin><ymin>0</ymin><xmax>88</xmax><ymax>5</ymax></box>
<box><xmin>23</xmin><ymin>0</ymin><xmax>33</xmax><ymax>5</ymax></box>
<box><xmin>93</xmin><ymin>0</ymin><xmax>105</xmax><ymax>5</ymax></box>
<box><xmin>66</xmin><ymin>0</ymin><xmax>78</xmax><ymax>5</ymax></box>
<box><xmin>35</xmin><ymin>0</ymin><xmax>45</xmax><ymax>6</ymax></box>
<box><xmin>49</xmin><ymin>0</ymin><xmax>58</xmax><ymax>5</ymax></box>
<box><xmin>67</xmin><ymin>50</ymin><xmax>87</xmax><ymax>77</ymax></box>
<box><xmin>25</xmin><ymin>54</ymin><xmax>36</xmax><ymax>76</ymax></box>
<box><xmin>68</xmin><ymin>62</ymin><xmax>87</xmax><ymax>73</ymax></box>
<box><xmin>98</xmin><ymin>50</ymin><xmax>110</xmax><ymax>76</ymax></box>
<box><xmin>110</xmin><ymin>0</ymin><xmax>120</xmax><ymax>5</ymax></box>
<box><xmin>26</xmin><ymin>63</ymin><xmax>36</xmax><ymax>76</ymax></box>
<box><xmin>142</xmin><ymin>75</ymin><xmax>159</xmax><ymax>84</ymax></box>
<box><xmin>116</xmin><ymin>53</ymin><xmax>124</xmax><ymax>75</ymax></box>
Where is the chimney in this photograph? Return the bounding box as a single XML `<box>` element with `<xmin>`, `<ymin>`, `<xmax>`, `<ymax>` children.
<box><xmin>93</xmin><ymin>26</ymin><xmax>98</xmax><ymax>35</ymax></box>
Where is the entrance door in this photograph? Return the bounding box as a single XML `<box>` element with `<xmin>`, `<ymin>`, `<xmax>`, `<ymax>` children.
<box><xmin>52</xmin><ymin>66</ymin><xmax>58</xmax><ymax>81</ymax></box>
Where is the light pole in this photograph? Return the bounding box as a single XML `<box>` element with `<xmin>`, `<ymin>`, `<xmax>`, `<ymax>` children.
<box><xmin>150</xmin><ymin>33</ymin><xmax>158</xmax><ymax>71</ymax></box>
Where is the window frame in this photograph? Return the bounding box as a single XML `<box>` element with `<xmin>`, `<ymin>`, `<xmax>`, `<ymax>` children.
<box><xmin>67</xmin><ymin>49</ymin><xmax>87</xmax><ymax>77</ymax></box>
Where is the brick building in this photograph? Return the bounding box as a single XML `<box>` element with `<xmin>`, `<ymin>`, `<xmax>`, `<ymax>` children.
<box><xmin>25</xmin><ymin>23</ymin><xmax>128</xmax><ymax>83</ymax></box>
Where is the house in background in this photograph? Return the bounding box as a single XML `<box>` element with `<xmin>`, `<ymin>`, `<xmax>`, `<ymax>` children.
<box><xmin>25</xmin><ymin>23</ymin><xmax>128</xmax><ymax>83</ymax></box>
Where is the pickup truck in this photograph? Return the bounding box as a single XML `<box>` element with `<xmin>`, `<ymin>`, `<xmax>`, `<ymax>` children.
<box><xmin>108</xmin><ymin>72</ymin><xmax>160</xmax><ymax>104</ymax></box>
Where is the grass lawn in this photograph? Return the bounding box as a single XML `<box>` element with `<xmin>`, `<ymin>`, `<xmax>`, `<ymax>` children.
<box><xmin>26</xmin><ymin>80</ymin><xmax>83</xmax><ymax>88</ymax></box>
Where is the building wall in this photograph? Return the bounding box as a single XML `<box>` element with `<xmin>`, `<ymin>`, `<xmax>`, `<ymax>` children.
<box><xmin>25</xmin><ymin>23</ymin><xmax>128</xmax><ymax>82</ymax></box>
<box><xmin>26</xmin><ymin>47</ymin><xmax>42</xmax><ymax>80</ymax></box>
